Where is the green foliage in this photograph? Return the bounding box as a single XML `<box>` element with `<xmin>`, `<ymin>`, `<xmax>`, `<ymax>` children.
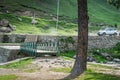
<box><xmin>108</xmin><ymin>0</ymin><xmax>120</xmax><ymax>9</ymax></box>
<box><xmin>94</xmin><ymin>54</ymin><xmax>107</xmax><ymax>63</ymax></box>
<box><xmin>113</xmin><ymin>42</ymin><xmax>120</xmax><ymax>51</ymax></box>
<box><xmin>90</xmin><ymin>42</ymin><xmax>120</xmax><ymax>59</ymax></box>
<box><xmin>59</xmin><ymin>50</ymin><xmax>76</xmax><ymax>58</ymax></box>
<box><xmin>0</xmin><ymin>75</ymin><xmax>18</xmax><ymax>80</ymax></box>
<box><xmin>89</xmin><ymin>49</ymin><xmax>107</xmax><ymax>63</ymax></box>
<box><xmin>59</xmin><ymin>36</ymin><xmax>76</xmax><ymax>52</ymax></box>
<box><xmin>111</xmin><ymin>42</ymin><xmax>120</xmax><ymax>58</ymax></box>
<box><xmin>0</xmin><ymin>58</ymin><xmax>33</xmax><ymax>69</ymax></box>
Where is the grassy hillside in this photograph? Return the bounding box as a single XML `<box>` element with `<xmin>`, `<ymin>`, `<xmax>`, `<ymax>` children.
<box><xmin>88</xmin><ymin>0</ymin><xmax>120</xmax><ymax>25</ymax></box>
<box><xmin>0</xmin><ymin>13</ymin><xmax>77</xmax><ymax>35</ymax></box>
<box><xmin>0</xmin><ymin>0</ymin><xmax>120</xmax><ymax>35</ymax></box>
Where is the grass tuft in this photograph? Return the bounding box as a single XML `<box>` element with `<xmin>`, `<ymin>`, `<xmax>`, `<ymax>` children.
<box><xmin>0</xmin><ymin>58</ymin><xmax>33</xmax><ymax>69</ymax></box>
<box><xmin>0</xmin><ymin>74</ymin><xmax>18</xmax><ymax>80</ymax></box>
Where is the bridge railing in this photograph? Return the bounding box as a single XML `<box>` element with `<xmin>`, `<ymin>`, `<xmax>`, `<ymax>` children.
<box><xmin>20</xmin><ymin>41</ymin><xmax>59</xmax><ymax>57</ymax></box>
<box><xmin>37</xmin><ymin>41</ymin><xmax>58</xmax><ymax>51</ymax></box>
<box><xmin>20</xmin><ymin>42</ymin><xmax>37</xmax><ymax>56</ymax></box>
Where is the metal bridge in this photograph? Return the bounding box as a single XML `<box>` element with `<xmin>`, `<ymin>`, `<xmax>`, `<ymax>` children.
<box><xmin>20</xmin><ymin>41</ymin><xmax>59</xmax><ymax>57</ymax></box>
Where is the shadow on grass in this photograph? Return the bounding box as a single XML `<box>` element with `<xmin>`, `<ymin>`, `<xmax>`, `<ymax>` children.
<box><xmin>81</xmin><ymin>72</ymin><xmax>120</xmax><ymax>80</ymax></box>
<box><xmin>51</xmin><ymin>67</ymin><xmax>120</xmax><ymax>80</ymax></box>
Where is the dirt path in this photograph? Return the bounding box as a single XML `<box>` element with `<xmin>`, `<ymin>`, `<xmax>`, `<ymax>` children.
<box><xmin>0</xmin><ymin>57</ymin><xmax>120</xmax><ymax>80</ymax></box>
<box><xmin>0</xmin><ymin>57</ymin><xmax>73</xmax><ymax>80</ymax></box>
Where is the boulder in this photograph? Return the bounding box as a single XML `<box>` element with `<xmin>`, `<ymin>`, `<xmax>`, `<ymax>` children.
<box><xmin>113</xmin><ymin>58</ymin><xmax>120</xmax><ymax>63</ymax></box>
<box><xmin>7</xmin><ymin>24</ymin><xmax>16</xmax><ymax>31</ymax></box>
<box><xmin>18</xmin><ymin>17</ymin><xmax>22</xmax><ymax>21</ymax></box>
<box><xmin>31</xmin><ymin>19</ymin><xmax>38</xmax><ymax>24</ymax></box>
<box><xmin>73</xmin><ymin>55</ymin><xmax>76</xmax><ymax>59</ymax></box>
<box><xmin>87</xmin><ymin>56</ymin><xmax>96</xmax><ymax>62</ymax></box>
<box><xmin>0</xmin><ymin>19</ymin><xmax>9</xmax><ymax>27</ymax></box>
<box><xmin>0</xmin><ymin>27</ymin><xmax>12</xmax><ymax>33</ymax></box>
<box><xmin>23</xmin><ymin>11</ymin><xmax>32</xmax><ymax>16</ymax></box>
<box><xmin>0</xmin><ymin>22</ymin><xmax>16</xmax><ymax>33</ymax></box>
<box><xmin>100</xmin><ymin>53</ymin><xmax>113</xmax><ymax>60</ymax></box>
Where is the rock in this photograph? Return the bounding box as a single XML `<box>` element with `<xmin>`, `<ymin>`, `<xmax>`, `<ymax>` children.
<box><xmin>45</xmin><ymin>59</ymin><xmax>49</xmax><ymax>62</ymax></box>
<box><xmin>0</xmin><ymin>27</ymin><xmax>12</xmax><ymax>33</ymax></box>
<box><xmin>23</xmin><ymin>11</ymin><xmax>32</xmax><ymax>16</ymax></box>
<box><xmin>6</xmin><ymin>10</ymin><xmax>10</xmax><ymax>13</ymax></box>
<box><xmin>106</xmin><ymin>61</ymin><xmax>115</xmax><ymax>64</ymax></box>
<box><xmin>0</xmin><ymin>19</ymin><xmax>9</xmax><ymax>27</ymax></box>
<box><xmin>31</xmin><ymin>18</ymin><xmax>38</xmax><ymax>24</ymax></box>
<box><xmin>100</xmin><ymin>53</ymin><xmax>113</xmax><ymax>60</ymax></box>
<box><xmin>113</xmin><ymin>58</ymin><xmax>120</xmax><ymax>63</ymax></box>
<box><xmin>45</xmin><ymin>25</ymin><xmax>50</xmax><ymax>29</ymax></box>
<box><xmin>73</xmin><ymin>55</ymin><xmax>76</xmax><ymax>59</ymax></box>
<box><xmin>18</xmin><ymin>17</ymin><xmax>22</xmax><ymax>21</ymax></box>
<box><xmin>52</xmin><ymin>17</ymin><xmax>56</xmax><ymax>21</ymax></box>
<box><xmin>0</xmin><ymin>19</ymin><xmax>16</xmax><ymax>33</ymax></box>
<box><xmin>49</xmin><ymin>66</ymin><xmax>52</xmax><ymax>68</ymax></box>
<box><xmin>7</xmin><ymin>24</ymin><xmax>16</xmax><ymax>31</ymax></box>
<box><xmin>87</xmin><ymin>56</ymin><xmax>96</xmax><ymax>62</ymax></box>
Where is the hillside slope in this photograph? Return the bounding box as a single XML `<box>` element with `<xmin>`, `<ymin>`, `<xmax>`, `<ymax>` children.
<box><xmin>0</xmin><ymin>0</ymin><xmax>120</xmax><ymax>35</ymax></box>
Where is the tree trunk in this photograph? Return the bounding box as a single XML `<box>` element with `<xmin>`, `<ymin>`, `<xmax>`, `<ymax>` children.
<box><xmin>62</xmin><ymin>0</ymin><xmax>88</xmax><ymax>79</ymax></box>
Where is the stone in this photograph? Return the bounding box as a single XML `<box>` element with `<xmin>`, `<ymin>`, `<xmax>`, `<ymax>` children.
<box><xmin>45</xmin><ymin>59</ymin><xmax>49</xmax><ymax>62</ymax></box>
<box><xmin>0</xmin><ymin>19</ymin><xmax>16</xmax><ymax>33</ymax></box>
<box><xmin>0</xmin><ymin>23</ymin><xmax>16</xmax><ymax>33</ymax></box>
<box><xmin>31</xmin><ymin>18</ymin><xmax>38</xmax><ymax>24</ymax></box>
<box><xmin>7</xmin><ymin>24</ymin><xmax>16</xmax><ymax>31</ymax></box>
<box><xmin>23</xmin><ymin>11</ymin><xmax>32</xmax><ymax>16</ymax></box>
<box><xmin>106</xmin><ymin>61</ymin><xmax>115</xmax><ymax>64</ymax></box>
<box><xmin>6</xmin><ymin>10</ymin><xmax>10</xmax><ymax>13</ymax></box>
<box><xmin>100</xmin><ymin>53</ymin><xmax>113</xmax><ymax>60</ymax></box>
<box><xmin>0</xmin><ymin>47</ymin><xmax>20</xmax><ymax>63</ymax></box>
<box><xmin>18</xmin><ymin>17</ymin><xmax>22</xmax><ymax>21</ymax></box>
<box><xmin>113</xmin><ymin>58</ymin><xmax>120</xmax><ymax>62</ymax></box>
<box><xmin>73</xmin><ymin>55</ymin><xmax>76</xmax><ymax>59</ymax></box>
<box><xmin>87</xmin><ymin>56</ymin><xmax>96</xmax><ymax>62</ymax></box>
<box><xmin>0</xmin><ymin>19</ymin><xmax>9</xmax><ymax>27</ymax></box>
<box><xmin>0</xmin><ymin>27</ymin><xmax>12</xmax><ymax>33</ymax></box>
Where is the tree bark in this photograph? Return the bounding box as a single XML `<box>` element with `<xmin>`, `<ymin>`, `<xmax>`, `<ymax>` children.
<box><xmin>62</xmin><ymin>0</ymin><xmax>88</xmax><ymax>79</ymax></box>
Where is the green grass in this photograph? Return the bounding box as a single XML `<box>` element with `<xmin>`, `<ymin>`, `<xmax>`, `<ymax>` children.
<box><xmin>0</xmin><ymin>0</ymin><xmax>120</xmax><ymax>34</ymax></box>
<box><xmin>1</xmin><ymin>0</ymin><xmax>120</xmax><ymax>25</ymax></box>
<box><xmin>59</xmin><ymin>50</ymin><xmax>76</xmax><ymax>58</ymax></box>
<box><xmin>87</xmin><ymin>62</ymin><xmax>116</xmax><ymax>69</ymax></box>
<box><xmin>78</xmin><ymin>71</ymin><xmax>120</xmax><ymax>80</ymax></box>
<box><xmin>51</xmin><ymin>67</ymin><xmax>120</xmax><ymax>80</ymax></box>
<box><xmin>60</xmin><ymin>50</ymin><xmax>108</xmax><ymax>62</ymax></box>
<box><xmin>0</xmin><ymin>13</ymin><xmax>77</xmax><ymax>35</ymax></box>
<box><xmin>94</xmin><ymin>54</ymin><xmax>107</xmax><ymax>63</ymax></box>
<box><xmin>51</xmin><ymin>67</ymin><xmax>72</xmax><ymax>73</ymax></box>
<box><xmin>0</xmin><ymin>74</ymin><xmax>18</xmax><ymax>80</ymax></box>
<box><xmin>0</xmin><ymin>58</ymin><xmax>33</xmax><ymax>69</ymax></box>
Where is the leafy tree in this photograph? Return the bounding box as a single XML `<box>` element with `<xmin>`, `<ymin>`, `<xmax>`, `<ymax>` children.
<box><xmin>108</xmin><ymin>0</ymin><xmax>120</xmax><ymax>9</ymax></box>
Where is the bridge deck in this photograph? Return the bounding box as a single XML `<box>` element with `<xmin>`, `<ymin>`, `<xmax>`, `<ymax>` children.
<box><xmin>37</xmin><ymin>50</ymin><xmax>57</xmax><ymax>53</ymax></box>
<box><xmin>0</xmin><ymin>46</ymin><xmax>20</xmax><ymax>50</ymax></box>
